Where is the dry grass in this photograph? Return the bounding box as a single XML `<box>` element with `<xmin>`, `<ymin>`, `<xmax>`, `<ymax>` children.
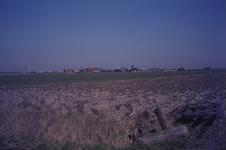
<box><xmin>0</xmin><ymin>105</ymin><xmax>132</xmax><ymax>148</ymax></box>
<box><xmin>0</xmin><ymin>103</ymin><xmax>179</xmax><ymax>149</ymax></box>
<box><xmin>0</xmin><ymin>99</ymin><xmax>167</xmax><ymax>149</ymax></box>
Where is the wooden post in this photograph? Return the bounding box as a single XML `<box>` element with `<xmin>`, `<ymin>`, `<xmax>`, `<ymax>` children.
<box><xmin>154</xmin><ymin>108</ymin><xmax>167</xmax><ymax>130</ymax></box>
<box><xmin>139</xmin><ymin>125</ymin><xmax>189</xmax><ymax>145</ymax></box>
<box><xmin>183</xmin><ymin>109</ymin><xmax>192</xmax><ymax>116</ymax></box>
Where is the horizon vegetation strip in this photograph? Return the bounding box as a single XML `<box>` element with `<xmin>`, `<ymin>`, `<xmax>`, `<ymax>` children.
<box><xmin>0</xmin><ymin>70</ymin><xmax>225</xmax><ymax>87</ymax></box>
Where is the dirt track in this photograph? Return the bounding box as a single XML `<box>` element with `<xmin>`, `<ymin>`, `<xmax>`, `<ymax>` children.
<box><xmin>1</xmin><ymin>73</ymin><xmax>226</xmax><ymax>149</ymax></box>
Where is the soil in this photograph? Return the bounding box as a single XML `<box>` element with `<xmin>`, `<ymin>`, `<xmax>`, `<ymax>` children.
<box><xmin>0</xmin><ymin>73</ymin><xmax>226</xmax><ymax>149</ymax></box>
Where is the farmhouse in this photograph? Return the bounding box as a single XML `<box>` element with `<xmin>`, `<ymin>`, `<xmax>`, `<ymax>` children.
<box><xmin>130</xmin><ymin>69</ymin><xmax>138</xmax><ymax>72</ymax></box>
<box><xmin>36</xmin><ymin>71</ymin><xmax>44</xmax><ymax>73</ymax></box>
<box><xmin>149</xmin><ymin>68</ymin><xmax>159</xmax><ymax>72</ymax></box>
<box><xmin>130</xmin><ymin>67</ymin><xmax>138</xmax><ymax>72</ymax></box>
<box><xmin>165</xmin><ymin>69</ymin><xmax>177</xmax><ymax>72</ymax></box>
<box><xmin>64</xmin><ymin>69</ymin><xmax>74</xmax><ymax>73</ymax></box>
<box><xmin>87</xmin><ymin>68</ymin><xmax>97</xmax><ymax>73</ymax></box>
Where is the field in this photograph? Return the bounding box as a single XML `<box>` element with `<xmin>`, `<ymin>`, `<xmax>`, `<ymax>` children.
<box><xmin>0</xmin><ymin>71</ymin><xmax>226</xmax><ymax>149</ymax></box>
<box><xmin>0</xmin><ymin>69</ymin><xmax>225</xmax><ymax>87</ymax></box>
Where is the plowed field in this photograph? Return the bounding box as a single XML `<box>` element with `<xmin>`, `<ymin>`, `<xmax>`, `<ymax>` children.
<box><xmin>0</xmin><ymin>73</ymin><xmax>226</xmax><ymax>149</ymax></box>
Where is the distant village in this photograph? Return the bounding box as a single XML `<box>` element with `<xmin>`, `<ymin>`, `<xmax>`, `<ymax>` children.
<box><xmin>0</xmin><ymin>67</ymin><xmax>215</xmax><ymax>75</ymax></box>
<box><xmin>34</xmin><ymin>66</ymin><xmax>213</xmax><ymax>74</ymax></box>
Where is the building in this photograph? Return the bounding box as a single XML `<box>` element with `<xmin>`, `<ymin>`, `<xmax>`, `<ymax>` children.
<box><xmin>87</xmin><ymin>68</ymin><xmax>96</xmax><ymax>73</ymax></box>
<box><xmin>149</xmin><ymin>68</ymin><xmax>159</xmax><ymax>72</ymax></box>
<box><xmin>165</xmin><ymin>69</ymin><xmax>177</xmax><ymax>72</ymax></box>
<box><xmin>36</xmin><ymin>71</ymin><xmax>44</xmax><ymax>73</ymax></box>
<box><xmin>64</xmin><ymin>69</ymin><xmax>74</xmax><ymax>73</ymax></box>
<box><xmin>130</xmin><ymin>68</ymin><xmax>138</xmax><ymax>72</ymax></box>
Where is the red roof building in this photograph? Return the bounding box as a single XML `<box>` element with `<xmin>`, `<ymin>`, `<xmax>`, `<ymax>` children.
<box><xmin>64</xmin><ymin>69</ymin><xmax>74</xmax><ymax>73</ymax></box>
<box><xmin>87</xmin><ymin>68</ymin><xmax>96</xmax><ymax>72</ymax></box>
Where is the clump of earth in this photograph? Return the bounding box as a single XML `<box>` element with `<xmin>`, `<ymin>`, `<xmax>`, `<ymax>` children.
<box><xmin>0</xmin><ymin>73</ymin><xmax>225</xmax><ymax>149</ymax></box>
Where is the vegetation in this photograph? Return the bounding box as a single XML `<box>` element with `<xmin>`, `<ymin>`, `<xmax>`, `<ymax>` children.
<box><xmin>0</xmin><ymin>135</ymin><xmax>187</xmax><ymax>150</ymax></box>
<box><xmin>60</xmin><ymin>135</ymin><xmax>186</xmax><ymax>150</ymax></box>
<box><xmin>0</xmin><ymin>69</ymin><xmax>225</xmax><ymax>87</ymax></box>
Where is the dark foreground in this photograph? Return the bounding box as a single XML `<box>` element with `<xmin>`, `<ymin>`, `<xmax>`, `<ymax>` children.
<box><xmin>0</xmin><ymin>73</ymin><xmax>226</xmax><ymax>149</ymax></box>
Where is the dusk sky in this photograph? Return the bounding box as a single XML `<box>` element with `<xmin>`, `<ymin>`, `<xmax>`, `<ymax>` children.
<box><xmin>0</xmin><ymin>0</ymin><xmax>225</xmax><ymax>72</ymax></box>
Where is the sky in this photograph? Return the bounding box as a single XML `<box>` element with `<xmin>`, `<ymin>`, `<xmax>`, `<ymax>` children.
<box><xmin>0</xmin><ymin>0</ymin><xmax>226</xmax><ymax>72</ymax></box>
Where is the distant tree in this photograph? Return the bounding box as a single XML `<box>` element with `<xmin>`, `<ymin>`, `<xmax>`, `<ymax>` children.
<box><xmin>99</xmin><ymin>68</ymin><xmax>105</xmax><ymax>72</ymax></box>
<box><xmin>114</xmin><ymin>69</ymin><xmax>121</xmax><ymax>72</ymax></box>
<box><xmin>131</xmin><ymin>65</ymin><xmax>137</xmax><ymax>70</ymax></box>
<box><xmin>79</xmin><ymin>68</ymin><xmax>86</xmax><ymax>73</ymax></box>
<box><xmin>130</xmin><ymin>65</ymin><xmax>138</xmax><ymax>72</ymax></box>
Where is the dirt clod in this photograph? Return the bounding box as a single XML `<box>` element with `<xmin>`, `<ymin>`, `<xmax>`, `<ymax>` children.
<box><xmin>91</xmin><ymin>108</ymin><xmax>99</xmax><ymax>115</ymax></box>
<box><xmin>123</xmin><ymin>103</ymin><xmax>133</xmax><ymax>111</ymax></box>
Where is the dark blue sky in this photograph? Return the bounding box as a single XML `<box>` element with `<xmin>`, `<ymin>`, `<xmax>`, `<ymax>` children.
<box><xmin>0</xmin><ymin>0</ymin><xmax>225</xmax><ymax>72</ymax></box>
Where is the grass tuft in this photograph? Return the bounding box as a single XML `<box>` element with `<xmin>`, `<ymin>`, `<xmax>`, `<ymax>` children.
<box><xmin>0</xmin><ymin>137</ymin><xmax>6</xmax><ymax>147</ymax></box>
